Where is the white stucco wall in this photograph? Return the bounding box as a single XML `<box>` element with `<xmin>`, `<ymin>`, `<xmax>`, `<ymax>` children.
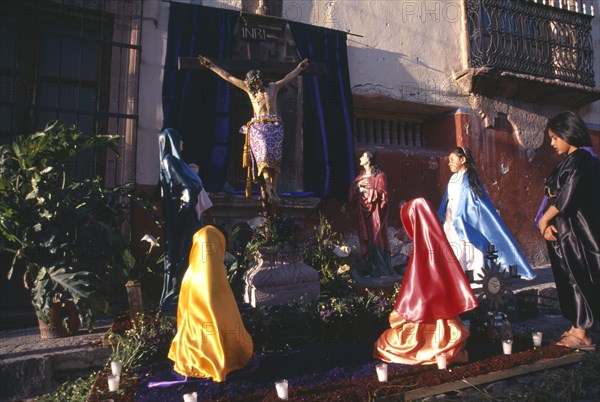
<box><xmin>136</xmin><ymin>0</ymin><xmax>600</xmax><ymax>186</ymax></box>
<box><xmin>277</xmin><ymin>1</ymin><xmax>469</xmax><ymax>107</ymax></box>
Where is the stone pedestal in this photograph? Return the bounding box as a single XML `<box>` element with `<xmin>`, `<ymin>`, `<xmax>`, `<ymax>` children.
<box><xmin>207</xmin><ymin>192</ymin><xmax>321</xmax><ymax>236</ymax></box>
<box><xmin>244</xmin><ymin>248</ymin><xmax>320</xmax><ymax>307</ymax></box>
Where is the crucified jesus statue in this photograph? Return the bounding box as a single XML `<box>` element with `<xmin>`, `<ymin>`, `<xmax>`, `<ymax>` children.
<box><xmin>198</xmin><ymin>55</ymin><xmax>309</xmax><ymax>205</ymax></box>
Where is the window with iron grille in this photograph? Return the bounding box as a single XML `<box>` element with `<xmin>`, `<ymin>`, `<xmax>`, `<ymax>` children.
<box><xmin>0</xmin><ymin>0</ymin><xmax>142</xmax><ymax>184</ymax></box>
<box><xmin>465</xmin><ymin>0</ymin><xmax>595</xmax><ymax>87</ymax></box>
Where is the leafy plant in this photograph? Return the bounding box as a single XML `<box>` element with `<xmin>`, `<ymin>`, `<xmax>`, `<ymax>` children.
<box><xmin>300</xmin><ymin>213</ymin><xmax>352</xmax><ymax>291</ymax></box>
<box><xmin>237</xmin><ymin>214</ymin><xmax>302</xmax><ymax>273</ymax></box>
<box><xmin>121</xmin><ymin>234</ymin><xmax>163</xmax><ymax>283</ymax></box>
<box><xmin>107</xmin><ymin>313</ymin><xmax>177</xmax><ymax>369</ymax></box>
<box><xmin>0</xmin><ymin>122</ymin><xmax>156</xmax><ymax>331</ymax></box>
<box><xmin>36</xmin><ymin>372</ymin><xmax>97</xmax><ymax>402</ymax></box>
<box><xmin>241</xmin><ymin>291</ymin><xmax>396</xmax><ymax>352</ymax></box>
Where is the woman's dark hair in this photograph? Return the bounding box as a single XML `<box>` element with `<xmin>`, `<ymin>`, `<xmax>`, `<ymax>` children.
<box><xmin>451</xmin><ymin>146</ymin><xmax>485</xmax><ymax>199</ymax></box>
<box><xmin>546</xmin><ymin>111</ymin><xmax>592</xmax><ymax>148</ymax></box>
<box><xmin>363</xmin><ymin>151</ymin><xmax>382</xmax><ymax>175</ymax></box>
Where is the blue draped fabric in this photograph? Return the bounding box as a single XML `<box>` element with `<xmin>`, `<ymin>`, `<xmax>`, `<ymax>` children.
<box><xmin>437</xmin><ymin>173</ymin><xmax>536</xmax><ymax>280</ymax></box>
<box><xmin>162</xmin><ymin>4</ymin><xmax>355</xmax><ymax>197</ymax></box>
<box><xmin>162</xmin><ymin>3</ymin><xmax>237</xmax><ymax>191</ymax></box>
<box><xmin>289</xmin><ymin>22</ymin><xmax>356</xmax><ymax>198</ymax></box>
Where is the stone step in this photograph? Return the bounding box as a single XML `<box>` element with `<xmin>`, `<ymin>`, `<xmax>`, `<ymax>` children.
<box><xmin>0</xmin><ymin>322</ymin><xmax>111</xmax><ymax>401</ymax></box>
<box><xmin>511</xmin><ymin>264</ymin><xmax>560</xmax><ymax>318</ymax></box>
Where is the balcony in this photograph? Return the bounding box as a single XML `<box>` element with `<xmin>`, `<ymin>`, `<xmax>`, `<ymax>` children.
<box><xmin>457</xmin><ymin>0</ymin><xmax>600</xmax><ymax>108</ymax></box>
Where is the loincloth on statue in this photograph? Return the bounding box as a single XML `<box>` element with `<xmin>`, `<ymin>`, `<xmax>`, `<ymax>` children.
<box><xmin>240</xmin><ymin>115</ymin><xmax>283</xmax><ymax>178</ymax></box>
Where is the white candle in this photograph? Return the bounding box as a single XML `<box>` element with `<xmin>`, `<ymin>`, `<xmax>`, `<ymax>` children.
<box><xmin>183</xmin><ymin>392</ymin><xmax>198</xmax><ymax>402</ymax></box>
<box><xmin>107</xmin><ymin>374</ymin><xmax>120</xmax><ymax>392</ymax></box>
<box><xmin>502</xmin><ymin>339</ymin><xmax>513</xmax><ymax>355</ymax></box>
<box><xmin>435</xmin><ymin>353</ymin><xmax>447</xmax><ymax>369</ymax></box>
<box><xmin>111</xmin><ymin>360</ymin><xmax>122</xmax><ymax>376</ymax></box>
<box><xmin>275</xmin><ymin>379</ymin><xmax>288</xmax><ymax>400</ymax></box>
<box><xmin>532</xmin><ymin>332</ymin><xmax>543</xmax><ymax>347</ymax></box>
<box><xmin>375</xmin><ymin>363</ymin><xmax>388</xmax><ymax>382</ymax></box>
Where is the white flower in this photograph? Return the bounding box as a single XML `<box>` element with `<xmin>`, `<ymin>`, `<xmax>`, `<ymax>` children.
<box><xmin>141</xmin><ymin>234</ymin><xmax>160</xmax><ymax>248</ymax></box>
<box><xmin>333</xmin><ymin>245</ymin><xmax>351</xmax><ymax>258</ymax></box>
<box><xmin>337</xmin><ymin>264</ymin><xmax>351</xmax><ymax>274</ymax></box>
<box><xmin>247</xmin><ymin>216</ymin><xmax>267</xmax><ymax>230</ymax></box>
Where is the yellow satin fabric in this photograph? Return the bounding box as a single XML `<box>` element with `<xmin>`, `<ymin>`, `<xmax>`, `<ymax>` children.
<box><xmin>168</xmin><ymin>226</ymin><xmax>254</xmax><ymax>382</ymax></box>
<box><xmin>374</xmin><ymin>311</ymin><xmax>469</xmax><ymax>365</ymax></box>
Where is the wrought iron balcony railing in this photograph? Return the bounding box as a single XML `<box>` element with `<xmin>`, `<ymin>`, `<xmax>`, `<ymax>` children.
<box><xmin>465</xmin><ymin>0</ymin><xmax>595</xmax><ymax>87</ymax></box>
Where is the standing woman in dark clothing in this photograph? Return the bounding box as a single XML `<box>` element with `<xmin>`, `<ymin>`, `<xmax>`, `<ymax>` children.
<box><xmin>158</xmin><ymin>128</ymin><xmax>203</xmax><ymax>313</ymax></box>
<box><xmin>538</xmin><ymin>111</ymin><xmax>600</xmax><ymax>349</ymax></box>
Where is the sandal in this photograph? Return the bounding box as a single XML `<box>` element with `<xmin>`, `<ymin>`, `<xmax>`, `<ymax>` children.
<box><xmin>556</xmin><ymin>332</ymin><xmax>596</xmax><ymax>351</ymax></box>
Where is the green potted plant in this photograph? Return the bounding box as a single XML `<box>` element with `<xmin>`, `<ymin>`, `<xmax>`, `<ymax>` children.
<box><xmin>0</xmin><ymin>122</ymin><xmax>151</xmax><ymax>337</ymax></box>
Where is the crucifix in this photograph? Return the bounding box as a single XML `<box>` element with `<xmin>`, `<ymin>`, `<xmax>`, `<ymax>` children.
<box><xmin>179</xmin><ymin>55</ymin><xmax>326</xmax><ymax>211</ymax></box>
<box><xmin>178</xmin><ymin>10</ymin><xmax>328</xmax><ymax>212</ymax></box>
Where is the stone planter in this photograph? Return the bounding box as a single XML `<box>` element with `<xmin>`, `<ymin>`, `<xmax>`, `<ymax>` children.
<box><xmin>244</xmin><ymin>247</ymin><xmax>320</xmax><ymax>307</ymax></box>
<box><xmin>37</xmin><ymin>300</ymin><xmax>81</xmax><ymax>339</ymax></box>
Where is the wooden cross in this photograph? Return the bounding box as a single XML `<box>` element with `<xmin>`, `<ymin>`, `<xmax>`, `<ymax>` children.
<box><xmin>178</xmin><ymin>57</ymin><xmax>327</xmax><ymax>77</ymax></box>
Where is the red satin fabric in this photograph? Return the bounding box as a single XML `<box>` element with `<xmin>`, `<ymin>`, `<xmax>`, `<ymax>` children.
<box><xmin>394</xmin><ymin>198</ymin><xmax>478</xmax><ymax>322</ymax></box>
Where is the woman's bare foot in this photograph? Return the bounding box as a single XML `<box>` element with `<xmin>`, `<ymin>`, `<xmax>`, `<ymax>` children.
<box><xmin>264</xmin><ymin>181</ymin><xmax>280</xmax><ymax>204</ymax></box>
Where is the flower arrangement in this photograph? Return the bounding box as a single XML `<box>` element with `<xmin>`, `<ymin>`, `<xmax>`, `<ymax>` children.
<box><xmin>300</xmin><ymin>213</ymin><xmax>354</xmax><ymax>291</ymax></box>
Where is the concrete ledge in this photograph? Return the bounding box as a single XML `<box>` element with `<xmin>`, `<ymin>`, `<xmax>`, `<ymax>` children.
<box><xmin>512</xmin><ymin>265</ymin><xmax>560</xmax><ymax>319</ymax></box>
<box><xmin>0</xmin><ymin>322</ymin><xmax>111</xmax><ymax>401</ymax></box>
<box><xmin>0</xmin><ymin>356</ymin><xmax>53</xmax><ymax>401</ymax></box>
<box><xmin>0</xmin><ymin>347</ymin><xmax>110</xmax><ymax>401</ymax></box>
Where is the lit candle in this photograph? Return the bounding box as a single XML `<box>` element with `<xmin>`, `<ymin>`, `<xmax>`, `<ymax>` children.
<box><xmin>107</xmin><ymin>374</ymin><xmax>120</xmax><ymax>392</ymax></box>
<box><xmin>183</xmin><ymin>392</ymin><xmax>198</xmax><ymax>402</ymax></box>
<box><xmin>275</xmin><ymin>379</ymin><xmax>288</xmax><ymax>400</ymax></box>
<box><xmin>502</xmin><ymin>339</ymin><xmax>513</xmax><ymax>355</ymax></box>
<box><xmin>436</xmin><ymin>353</ymin><xmax>447</xmax><ymax>369</ymax></box>
<box><xmin>532</xmin><ymin>332</ymin><xmax>543</xmax><ymax>347</ymax></box>
<box><xmin>110</xmin><ymin>360</ymin><xmax>122</xmax><ymax>376</ymax></box>
<box><xmin>375</xmin><ymin>363</ymin><xmax>388</xmax><ymax>382</ymax></box>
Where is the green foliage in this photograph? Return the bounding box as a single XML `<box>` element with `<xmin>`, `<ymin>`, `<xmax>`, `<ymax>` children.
<box><xmin>242</xmin><ymin>291</ymin><xmax>396</xmax><ymax>352</ymax></box>
<box><xmin>121</xmin><ymin>234</ymin><xmax>164</xmax><ymax>284</ymax></box>
<box><xmin>35</xmin><ymin>372</ymin><xmax>97</xmax><ymax>402</ymax></box>
<box><xmin>99</xmin><ymin>292</ymin><xmax>394</xmax><ymax>361</ymax></box>
<box><xmin>235</xmin><ymin>213</ymin><xmax>356</xmax><ymax>299</ymax></box>
<box><xmin>300</xmin><ymin>213</ymin><xmax>352</xmax><ymax>292</ymax></box>
<box><xmin>0</xmin><ymin>122</ymin><xmax>158</xmax><ymax>328</ymax></box>
<box><xmin>243</xmin><ymin>215</ymin><xmax>300</xmax><ymax>260</ymax></box>
<box><xmin>107</xmin><ymin>313</ymin><xmax>177</xmax><ymax>369</ymax></box>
